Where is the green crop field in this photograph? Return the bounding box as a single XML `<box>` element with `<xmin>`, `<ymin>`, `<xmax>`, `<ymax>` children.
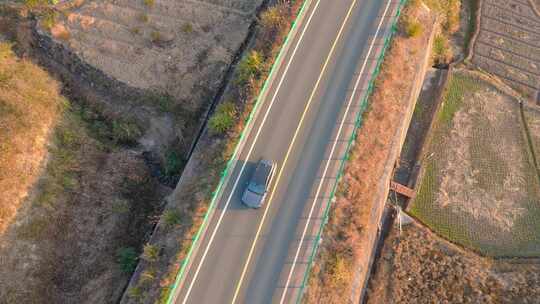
<box><xmin>410</xmin><ymin>70</ymin><xmax>540</xmax><ymax>257</ymax></box>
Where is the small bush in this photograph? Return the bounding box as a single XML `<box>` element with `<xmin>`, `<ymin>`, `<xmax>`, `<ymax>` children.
<box><xmin>208</xmin><ymin>101</ymin><xmax>236</xmax><ymax>134</ymax></box>
<box><xmin>143</xmin><ymin>0</ymin><xmax>155</xmax><ymax>7</ymax></box>
<box><xmin>139</xmin><ymin>13</ymin><xmax>149</xmax><ymax>23</ymax></box>
<box><xmin>444</xmin><ymin>0</ymin><xmax>461</xmax><ymax>34</ymax></box>
<box><xmin>42</xmin><ymin>10</ymin><xmax>58</xmax><ymax>30</ymax></box>
<box><xmin>127</xmin><ymin>286</ymin><xmax>143</xmax><ymax>299</ymax></box>
<box><xmin>164</xmin><ymin>150</ymin><xmax>184</xmax><ymax>177</ymax></box>
<box><xmin>150</xmin><ymin>31</ymin><xmax>163</xmax><ymax>44</ymax></box>
<box><xmin>24</xmin><ymin>0</ymin><xmax>50</xmax><ymax>8</ymax></box>
<box><xmin>112</xmin><ymin>199</ymin><xmax>130</xmax><ymax>214</ymax></box>
<box><xmin>181</xmin><ymin>23</ymin><xmax>193</xmax><ymax>34</ymax></box>
<box><xmin>111</xmin><ymin>118</ymin><xmax>142</xmax><ymax>145</ymax></box>
<box><xmin>139</xmin><ymin>269</ymin><xmax>156</xmax><ymax>285</ymax></box>
<box><xmin>406</xmin><ymin>18</ymin><xmax>423</xmax><ymax>38</ymax></box>
<box><xmin>163</xmin><ymin>209</ymin><xmax>182</xmax><ymax>227</ymax></box>
<box><xmin>235</xmin><ymin>51</ymin><xmax>264</xmax><ymax>85</ymax></box>
<box><xmin>0</xmin><ymin>43</ymin><xmax>13</xmax><ymax>59</ymax></box>
<box><xmin>141</xmin><ymin>244</ymin><xmax>160</xmax><ymax>262</ymax></box>
<box><xmin>117</xmin><ymin>247</ymin><xmax>138</xmax><ymax>273</ymax></box>
<box><xmin>153</xmin><ymin>93</ymin><xmax>175</xmax><ymax>113</ymax></box>
<box><xmin>433</xmin><ymin>34</ymin><xmax>452</xmax><ymax>65</ymax></box>
<box><xmin>260</xmin><ymin>6</ymin><xmax>284</xmax><ymax>28</ymax></box>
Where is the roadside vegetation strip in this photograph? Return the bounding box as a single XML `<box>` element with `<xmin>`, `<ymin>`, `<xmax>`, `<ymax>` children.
<box><xmin>296</xmin><ymin>0</ymin><xmax>409</xmax><ymax>302</ymax></box>
<box><xmin>161</xmin><ymin>1</ymin><xmax>311</xmax><ymax>303</ymax></box>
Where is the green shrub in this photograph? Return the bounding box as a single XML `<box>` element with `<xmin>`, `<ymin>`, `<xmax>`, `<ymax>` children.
<box><xmin>260</xmin><ymin>6</ymin><xmax>284</xmax><ymax>33</ymax></box>
<box><xmin>42</xmin><ymin>10</ymin><xmax>58</xmax><ymax>30</ymax></box>
<box><xmin>433</xmin><ymin>34</ymin><xmax>452</xmax><ymax>65</ymax></box>
<box><xmin>236</xmin><ymin>51</ymin><xmax>264</xmax><ymax>85</ymax></box>
<box><xmin>117</xmin><ymin>247</ymin><xmax>138</xmax><ymax>273</ymax></box>
<box><xmin>163</xmin><ymin>209</ymin><xmax>182</xmax><ymax>227</ymax></box>
<box><xmin>139</xmin><ymin>269</ymin><xmax>156</xmax><ymax>285</ymax></box>
<box><xmin>143</xmin><ymin>0</ymin><xmax>155</xmax><ymax>7</ymax></box>
<box><xmin>141</xmin><ymin>244</ymin><xmax>160</xmax><ymax>262</ymax></box>
<box><xmin>157</xmin><ymin>287</ymin><xmax>171</xmax><ymax>304</ymax></box>
<box><xmin>164</xmin><ymin>150</ymin><xmax>184</xmax><ymax>176</ymax></box>
<box><xmin>111</xmin><ymin>119</ymin><xmax>142</xmax><ymax>145</ymax></box>
<box><xmin>406</xmin><ymin>18</ymin><xmax>423</xmax><ymax>38</ymax></box>
<box><xmin>208</xmin><ymin>101</ymin><xmax>236</xmax><ymax>134</ymax></box>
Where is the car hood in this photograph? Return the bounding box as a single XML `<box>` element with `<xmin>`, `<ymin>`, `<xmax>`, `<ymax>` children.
<box><xmin>241</xmin><ymin>189</ymin><xmax>263</xmax><ymax>208</ymax></box>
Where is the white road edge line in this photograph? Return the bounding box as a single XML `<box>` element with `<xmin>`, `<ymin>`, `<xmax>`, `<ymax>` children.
<box><xmin>277</xmin><ymin>0</ymin><xmax>394</xmax><ymax>303</ymax></box>
<box><xmin>180</xmin><ymin>1</ymin><xmax>322</xmax><ymax>303</ymax></box>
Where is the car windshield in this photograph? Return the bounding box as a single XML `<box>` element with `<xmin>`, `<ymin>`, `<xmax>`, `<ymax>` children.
<box><xmin>248</xmin><ymin>161</ymin><xmax>271</xmax><ymax>195</ymax></box>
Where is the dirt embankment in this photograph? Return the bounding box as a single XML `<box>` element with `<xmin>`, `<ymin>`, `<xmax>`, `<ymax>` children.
<box><xmin>366</xmin><ymin>221</ymin><xmax>540</xmax><ymax>304</ymax></box>
<box><xmin>0</xmin><ymin>36</ymin><xmax>170</xmax><ymax>303</ymax></box>
<box><xmin>34</xmin><ymin>0</ymin><xmax>266</xmax><ymax>164</ymax></box>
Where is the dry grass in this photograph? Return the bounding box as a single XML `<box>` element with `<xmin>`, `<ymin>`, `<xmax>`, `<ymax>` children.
<box><xmin>366</xmin><ymin>222</ymin><xmax>540</xmax><ymax>304</ymax></box>
<box><xmin>303</xmin><ymin>4</ymin><xmax>435</xmax><ymax>303</ymax></box>
<box><xmin>0</xmin><ymin>42</ymin><xmax>64</xmax><ymax>234</ymax></box>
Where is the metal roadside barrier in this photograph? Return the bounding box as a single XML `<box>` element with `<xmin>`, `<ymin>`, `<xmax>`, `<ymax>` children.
<box><xmin>164</xmin><ymin>1</ymin><xmax>313</xmax><ymax>303</ymax></box>
<box><xmin>293</xmin><ymin>0</ymin><xmax>408</xmax><ymax>302</ymax></box>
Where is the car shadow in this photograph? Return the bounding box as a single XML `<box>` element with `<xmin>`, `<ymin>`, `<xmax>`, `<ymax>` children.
<box><xmin>217</xmin><ymin>159</ymin><xmax>258</xmax><ymax>211</ymax></box>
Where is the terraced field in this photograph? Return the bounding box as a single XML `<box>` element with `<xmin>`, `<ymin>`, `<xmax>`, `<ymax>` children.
<box><xmin>409</xmin><ymin>70</ymin><xmax>540</xmax><ymax>257</ymax></box>
<box><xmin>48</xmin><ymin>0</ymin><xmax>263</xmax><ymax>108</ymax></box>
<box><xmin>472</xmin><ymin>0</ymin><xmax>540</xmax><ymax>101</ymax></box>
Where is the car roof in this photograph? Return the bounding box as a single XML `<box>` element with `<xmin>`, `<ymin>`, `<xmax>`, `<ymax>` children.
<box><xmin>252</xmin><ymin>160</ymin><xmax>273</xmax><ymax>186</ymax></box>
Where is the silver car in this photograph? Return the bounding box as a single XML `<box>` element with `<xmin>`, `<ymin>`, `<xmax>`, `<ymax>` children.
<box><xmin>241</xmin><ymin>159</ymin><xmax>277</xmax><ymax>208</ymax></box>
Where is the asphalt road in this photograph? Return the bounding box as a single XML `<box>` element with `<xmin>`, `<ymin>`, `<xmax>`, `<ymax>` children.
<box><xmin>173</xmin><ymin>0</ymin><xmax>391</xmax><ymax>303</ymax></box>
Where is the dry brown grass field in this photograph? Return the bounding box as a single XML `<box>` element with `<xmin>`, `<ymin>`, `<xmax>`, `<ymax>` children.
<box><xmin>366</xmin><ymin>221</ymin><xmax>540</xmax><ymax>304</ymax></box>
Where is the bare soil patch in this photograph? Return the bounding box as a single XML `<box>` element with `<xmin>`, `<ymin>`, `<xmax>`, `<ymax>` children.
<box><xmin>50</xmin><ymin>0</ymin><xmax>262</xmax><ymax>94</ymax></box>
<box><xmin>366</xmin><ymin>221</ymin><xmax>540</xmax><ymax>304</ymax></box>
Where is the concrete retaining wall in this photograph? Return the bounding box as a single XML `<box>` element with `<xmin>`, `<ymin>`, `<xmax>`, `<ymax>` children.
<box><xmin>354</xmin><ymin>17</ymin><xmax>438</xmax><ymax>304</ymax></box>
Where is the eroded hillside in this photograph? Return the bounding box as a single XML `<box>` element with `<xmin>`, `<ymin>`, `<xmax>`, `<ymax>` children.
<box><xmin>39</xmin><ymin>0</ymin><xmax>265</xmax><ymax>160</ymax></box>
